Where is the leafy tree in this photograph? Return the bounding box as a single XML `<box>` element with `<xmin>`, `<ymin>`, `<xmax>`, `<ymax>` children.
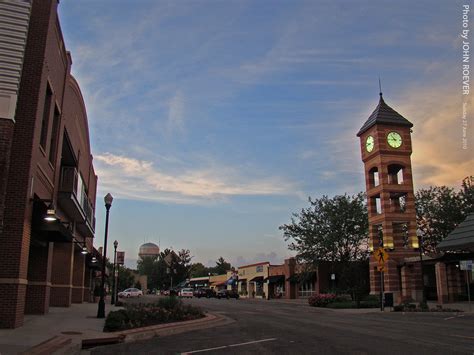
<box><xmin>416</xmin><ymin>176</ymin><xmax>474</xmax><ymax>253</ymax></box>
<box><xmin>212</xmin><ymin>257</ymin><xmax>231</xmax><ymax>275</ymax></box>
<box><xmin>117</xmin><ymin>266</ymin><xmax>135</xmax><ymax>291</ymax></box>
<box><xmin>280</xmin><ymin>193</ymin><xmax>369</xmax><ymax>298</ymax></box>
<box><xmin>280</xmin><ymin>193</ymin><xmax>369</xmax><ymax>265</ymax></box>
<box><xmin>190</xmin><ymin>262</ymin><xmax>209</xmax><ymax>277</ymax></box>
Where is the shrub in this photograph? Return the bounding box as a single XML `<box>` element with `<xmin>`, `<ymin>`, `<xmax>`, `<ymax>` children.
<box><xmin>103</xmin><ymin>297</ymin><xmax>204</xmax><ymax>332</ymax></box>
<box><xmin>308</xmin><ymin>293</ymin><xmax>337</xmax><ymax>307</ymax></box>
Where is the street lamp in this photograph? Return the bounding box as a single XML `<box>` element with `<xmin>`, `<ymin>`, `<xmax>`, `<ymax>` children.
<box><xmin>97</xmin><ymin>193</ymin><xmax>113</xmax><ymax>318</ymax></box>
<box><xmin>111</xmin><ymin>240</ymin><xmax>118</xmax><ymax>305</ymax></box>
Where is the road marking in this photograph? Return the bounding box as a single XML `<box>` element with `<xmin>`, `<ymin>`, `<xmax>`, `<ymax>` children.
<box><xmin>450</xmin><ymin>334</ymin><xmax>474</xmax><ymax>340</ymax></box>
<box><xmin>444</xmin><ymin>314</ymin><xmax>465</xmax><ymax>321</ymax></box>
<box><xmin>181</xmin><ymin>338</ymin><xmax>277</xmax><ymax>354</ymax></box>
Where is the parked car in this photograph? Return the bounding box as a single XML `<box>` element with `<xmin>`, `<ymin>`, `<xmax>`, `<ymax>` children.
<box><xmin>216</xmin><ymin>289</ymin><xmax>239</xmax><ymax>299</ymax></box>
<box><xmin>179</xmin><ymin>288</ymin><xmax>194</xmax><ymax>298</ymax></box>
<box><xmin>118</xmin><ymin>288</ymin><xmax>143</xmax><ymax>298</ymax></box>
<box><xmin>193</xmin><ymin>288</ymin><xmax>216</xmax><ymax>298</ymax></box>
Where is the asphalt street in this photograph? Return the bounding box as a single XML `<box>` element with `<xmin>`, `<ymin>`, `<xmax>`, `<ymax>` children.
<box><xmin>92</xmin><ymin>296</ymin><xmax>474</xmax><ymax>354</ymax></box>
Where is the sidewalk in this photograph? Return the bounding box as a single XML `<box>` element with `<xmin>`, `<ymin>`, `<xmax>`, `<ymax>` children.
<box><xmin>0</xmin><ymin>301</ymin><xmax>114</xmax><ymax>354</ymax></box>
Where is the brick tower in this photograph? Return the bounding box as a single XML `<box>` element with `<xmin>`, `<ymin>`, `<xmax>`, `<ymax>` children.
<box><xmin>357</xmin><ymin>92</ymin><xmax>422</xmax><ymax>303</ymax></box>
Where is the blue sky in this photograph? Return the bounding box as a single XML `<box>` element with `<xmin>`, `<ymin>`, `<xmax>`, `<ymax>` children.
<box><xmin>58</xmin><ymin>0</ymin><xmax>472</xmax><ymax>268</ymax></box>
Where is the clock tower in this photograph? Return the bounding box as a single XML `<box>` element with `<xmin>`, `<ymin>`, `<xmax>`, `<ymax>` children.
<box><xmin>357</xmin><ymin>92</ymin><xmax>422</xmax><ymax>303</ymax></box>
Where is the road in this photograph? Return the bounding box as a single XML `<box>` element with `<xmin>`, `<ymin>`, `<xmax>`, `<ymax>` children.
<box><xmin>92</xmin><ymin>296</ymin><xmax>474</xmax><ymax>354</ymax></box>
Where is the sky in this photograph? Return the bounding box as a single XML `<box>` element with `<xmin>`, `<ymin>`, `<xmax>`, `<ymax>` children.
<box><xmin>58</xmin><ymin>0</ymin><xmax>473</xmax><ymax>269</ymax></box>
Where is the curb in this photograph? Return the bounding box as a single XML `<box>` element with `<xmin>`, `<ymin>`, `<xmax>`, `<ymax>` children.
<box><xmin>54</xmin><ymin>312</ymin><xmax>228</xmax><ymax>354</ymax></box>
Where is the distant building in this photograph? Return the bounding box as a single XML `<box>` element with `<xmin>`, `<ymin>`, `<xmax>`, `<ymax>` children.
<box><xmin>138</xmin><ymin>242</ymin><xmax>160</xmax><ymax>259</ymax></box>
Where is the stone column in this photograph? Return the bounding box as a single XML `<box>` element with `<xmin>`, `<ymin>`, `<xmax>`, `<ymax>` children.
<box><xmin>50</xmin><ymin>242</ymin><xmax>74</xmax><ymax>307</ymax></box>
<box><xmin>83</xmin><ymin>266</ymin><xmax>91</xmax><ymax>302</ymax></box>
<box><xmin>72</xmin><ymin>249</ymin><xmax>85</xmax><ymax>303</ymax></box>
<box><xmin>25</xmin><ymin>242</ymin><xmax>53</xmax><ymax>314</ymax></box>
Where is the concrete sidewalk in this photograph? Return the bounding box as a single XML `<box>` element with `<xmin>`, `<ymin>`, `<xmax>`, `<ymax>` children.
<box><xmin>0</xmin><ymin>301</ymin><xmax>115</xmax><ymax>354</ymax></box>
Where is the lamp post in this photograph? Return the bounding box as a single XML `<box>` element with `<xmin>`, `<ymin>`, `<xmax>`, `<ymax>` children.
<box><xmin>111</xmin><ymin>240</ymin><xmax>118</xmax><ymax>305</ymax></box>
<box><xmin>416</xmin><ymin>229</ymin><xmax>426</xmax><ymax>304</ymax></box>
<box><xmin>97</xmin><ymin>193</ymin><xmax>113</xmax><ymax>318</ymax></box>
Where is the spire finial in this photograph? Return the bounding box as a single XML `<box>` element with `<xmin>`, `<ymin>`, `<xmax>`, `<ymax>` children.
<box><xmin>378</xmin><ymin>77</ymin><xmax>383</xmax><ymax>98</ymax></box>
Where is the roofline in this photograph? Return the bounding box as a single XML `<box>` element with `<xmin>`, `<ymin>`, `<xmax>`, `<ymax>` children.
<box><xmin>237</xmin><ymin>261</ymin><xmax>270</xmax><ymax>269</ymax></box>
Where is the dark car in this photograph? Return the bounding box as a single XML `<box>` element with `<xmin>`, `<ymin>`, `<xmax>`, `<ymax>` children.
<box><xmin>216</xmin><ymin>289</ymin><xmax>239</xmax><ymax>299</ymax></box>
<box><xmin>194</xmin><ymin>288</ymin><xmax>216</xmax><ymax>298</ymax></box>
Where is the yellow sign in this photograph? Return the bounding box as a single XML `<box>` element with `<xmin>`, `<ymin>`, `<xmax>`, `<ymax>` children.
<box><xmin>375</xmin><ymin>247</ymin><xmax>388</xmax><ymax>266</ymax></box>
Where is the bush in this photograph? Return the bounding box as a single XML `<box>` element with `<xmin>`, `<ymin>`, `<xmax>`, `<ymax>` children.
<box><xmin>308</xmin><ymin>293</ymin><xmax>337</xmax><ymax>307</ymax></box>
<box><xmin>103</xmin><ymin>297</ymin><xmax>204</xmax><ymax>332</ymax></box>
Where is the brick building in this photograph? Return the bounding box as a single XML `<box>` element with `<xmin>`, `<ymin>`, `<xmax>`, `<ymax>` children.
<box><xmin>0</xmin><ymin>0</ymin><xmax>98</xmax><ymax>328</ymax></box>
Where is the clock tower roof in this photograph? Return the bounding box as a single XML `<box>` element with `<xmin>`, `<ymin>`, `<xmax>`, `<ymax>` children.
<box><xmin>357</xmin><ymin>93</ymin><xmax>413</xmax><ymax>137</ymax></box>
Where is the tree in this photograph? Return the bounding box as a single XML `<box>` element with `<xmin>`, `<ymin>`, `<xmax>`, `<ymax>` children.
<box><xmin>280</xmin><ymin>193</ymin><xmax>369</xmax><ymax>265</ymax></box>
<box><xmin>117</xmin><ymin>266</ymin><xmax>135</xmax><ymax>291</ymax></box>
<box><xmin>213</xmin><ymin>257</ymin><xmax>231</xmax><ymax>275</ymax></box>
<box><xmin>190</xmin><ymin>262</ymin><xmax>209</xmax><ymax>277</ymax></box>
<box><xmin>416</xmin><ymin>177</ymin><xmax>474</xmax><ymax>253</ymax></box>
<box><xmin>280</xmin><ymin>193</ymin><xmax>369</xmax><ymax>298</ymax></box>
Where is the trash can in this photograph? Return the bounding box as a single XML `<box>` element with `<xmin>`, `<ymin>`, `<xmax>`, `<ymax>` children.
<box><xmin>384</xmin><ymin>292</ymin><xmax>394</xmax><ymax>308</ymax></box>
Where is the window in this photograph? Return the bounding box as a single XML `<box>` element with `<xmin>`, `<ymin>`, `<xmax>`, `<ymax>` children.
<box><xmin>40</xmin><ymin>84</ymin><xmax>52</xmax><ymax>150</ymax></box>
<box><xmin>369</xmin><ymin>167</ymin><xmax>379</xmax><ymax>187</ymax></box>
<box><xmin>48</xmin><ymin>106</ymin><xmax>60</xmax><ymax>165</ymax></box>
<box><xmin>387</xmin><ymin>164</ymin><xmax>404</xmax><ymax>185</ymax></box>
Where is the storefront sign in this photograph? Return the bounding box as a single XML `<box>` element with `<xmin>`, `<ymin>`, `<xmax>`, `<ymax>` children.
<box><xmin>460</xmin><ymin>260</ymin><xmax>473</xmax><ymax>271</ymax></box>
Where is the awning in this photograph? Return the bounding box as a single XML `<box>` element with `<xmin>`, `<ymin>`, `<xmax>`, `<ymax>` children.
<box><xmin>286</xmin><ymin>272</ymin><xmax>317</xmax><ymax>283</ymax></box>
<box><xmin>438</xmin><ymin>213</ymin><xmax>474</xmax><ymax>252</ymax></box>
<box><xmin>249</xmin><ymin>276</ymin><xmax>264</xmax><ymax>282</ymax></box>
<box><xmin>226</xmin><ymin>277</ymin><xmax>238</xmax><ymax>285</ymax></box>
<box><xmin>33</xmin><ymin>220</ymin><xmax>74</xmax><ymax>243</ymax></box>
<box><xmin>266</xmin><ymin>275</ymin><xmax>285</xmax><ymax>284</ymax></box>
<box><xmin>211</xmin><ymin>281</ymin><xmax>227</xmax><ymax>287</ymax></box>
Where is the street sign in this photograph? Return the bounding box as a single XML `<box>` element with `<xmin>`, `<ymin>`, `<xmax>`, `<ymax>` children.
<box><xmin>460</xmin><ymin>260</ymin><xmax>473</xmax><ymax>271</ymax></box>
<box><xmin>375</xmin><ymin>247</ymin><xmax>389</xmax><ymax>266</ymax></box>
<box><xmin>377</xmin><ymin>265</ymin><xmax>385</xmax><ymax>272</ymax></box>
<box><xmin>116</xmin><ymin>251</ymin><xmax>125</xmax><ymax>265</ymax></box>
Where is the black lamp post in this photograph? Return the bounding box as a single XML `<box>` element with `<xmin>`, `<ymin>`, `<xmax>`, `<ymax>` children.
<box><xmin>97</xmin><ymin>193</ymin><xmax>113</xmax><ymax>318</ymax></box>
<box><xmin>111</xmin><ymin>240</ymin><xmax>118</xmax><ymax>305</ymax></box>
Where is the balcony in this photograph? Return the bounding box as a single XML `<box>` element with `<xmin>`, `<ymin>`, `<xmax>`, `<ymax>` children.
<box><xmin>58</xmin><ymin>166</ymin><xmax>95</xmax><ymax>238</ymax></box>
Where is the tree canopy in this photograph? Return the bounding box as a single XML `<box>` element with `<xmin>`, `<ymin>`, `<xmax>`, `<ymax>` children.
<box><xmin>280</xmin><ymin>193</ymin><xmax>369</xmax><ymax>265</ymax></box>
<box><xmin>416</xmin><ymin>176</ymin><xmax>474</xmax><ymax>253</ymax></box>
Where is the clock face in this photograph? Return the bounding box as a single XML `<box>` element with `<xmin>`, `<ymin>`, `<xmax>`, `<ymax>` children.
<box><xmin>387</xmin><ymin>131</ymin><xmax>402</xmax><ymax>148</ymax></box>
<box><xmin>366</xmin><ymin>135</ymin><xmax>374</xmax><ymax>152</ymax></box>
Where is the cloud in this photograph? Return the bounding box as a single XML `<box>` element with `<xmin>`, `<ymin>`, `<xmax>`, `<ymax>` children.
<box><xmin>395</xmin><ymin>81</ymin><xmax>473</xmax><ymax>188</ymax></box>
<box><xmin>232</xmin><ymin>251</ymin><xmax>288</xmax><ymax>267</ymax></box>
<box><xmin>95</xmin><ymin>153</ymin><xmax>298</xmax><ymax>204</ymax></box>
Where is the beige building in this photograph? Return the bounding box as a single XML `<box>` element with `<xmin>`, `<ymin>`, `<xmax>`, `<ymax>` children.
<box><xmin>237</xmin><ymin>262</ymin><xmax>269</xmax><ymax>298</ymax></box>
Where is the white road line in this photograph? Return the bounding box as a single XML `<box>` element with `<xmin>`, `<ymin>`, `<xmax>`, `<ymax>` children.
<box><xmin>444</xmin><ymin>316</ymin><xmax>455</xmax><ymax>320</ymax></box>
<box><xmin>451</xmin><ymin>334</ymin><xmax>474</xmax><ymax>340</ymax></box>
<box><xmin>181</xmin><ymin>338</ymin><xmax>277</xmax><ymax>354</ymax></box>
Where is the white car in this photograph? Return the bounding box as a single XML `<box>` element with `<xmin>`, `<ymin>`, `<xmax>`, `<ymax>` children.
<box><xmin>179</xmin><ymin>288</ymin><xmax>194</xmax><ymax>298</ymax></box>
<box><xmin>118</xmin><ymin>288</ymin><xmax>143</xmax><ymax>298</ymax></box>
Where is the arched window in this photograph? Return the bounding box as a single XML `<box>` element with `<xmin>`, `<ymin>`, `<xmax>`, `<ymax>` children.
<box><xmin>369</xmin><ymin>167</ymin><xmax>380</xmax><ymax>187</ymax></box>
<box><xmin>387</xmin><ymin>164</ymin><xmax>404</xmax><ymax>184</ymax></box>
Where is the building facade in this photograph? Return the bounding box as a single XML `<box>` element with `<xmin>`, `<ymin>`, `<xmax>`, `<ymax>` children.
<box><xmin>0</xmin><ymin>0</ymin><xmax>98</xmax><ymax>328</ymax></box>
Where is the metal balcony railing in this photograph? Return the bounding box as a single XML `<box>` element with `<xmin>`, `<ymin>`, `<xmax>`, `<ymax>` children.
<box><xmin>59</xmin><ymin>166</ymin><xmax>95</xmax><ymax>229</ymax></box>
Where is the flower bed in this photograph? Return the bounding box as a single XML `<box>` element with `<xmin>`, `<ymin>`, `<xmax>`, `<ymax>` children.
<box><xmin>308</xmin><ymin>294</ymin><xmax>379</xmax><ymax>308</ymax></box>
<box><xmin>308</xmin><ymin>293</ymin><xmax>337</xmax><ymax>307</ymax></box>
<box><xmin>104</xmin><ymin>297</ymin><xmax>205</xmax><ymax>332</ymax></box>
